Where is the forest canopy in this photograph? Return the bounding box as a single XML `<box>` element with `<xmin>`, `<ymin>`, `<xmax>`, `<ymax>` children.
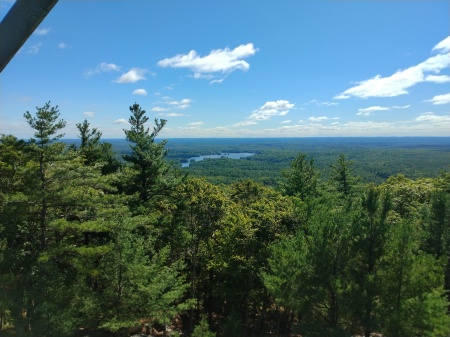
<box><xmin>1</xmin><ymin>102</ymin><xmax>450</xmax><ymax>337</ymax></box>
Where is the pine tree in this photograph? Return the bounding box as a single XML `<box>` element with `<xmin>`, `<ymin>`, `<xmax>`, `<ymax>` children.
<box><xmin>75</xmin><ymin>119</ymin><xmax>120</xmax><ymax>174</ymax></box>
<box><xmin>122</xmin><ymin>103</ymin><xmax>180</xmax><ymax>207</ymax></box>
<box><xmin>330</xmin><ymin>154</ymin><xmax>357</xmax><ymax>197</ymax></box>
<box><xmin>24</xmin><ymin>101</ymin><xmax>66</xmax><ymax>249</ymax></box>
<box><xmin>282</xmin><ymin>152</ymin><xmax>319</xmax><ymax>200</ymax></box>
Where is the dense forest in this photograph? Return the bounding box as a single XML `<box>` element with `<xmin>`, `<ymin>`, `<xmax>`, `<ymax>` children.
<box><xmin>1</xmin><ymin>102</ymin><xmax>450</xmax><ymax>337</ymax></box>
<box><xmin>108</xmin><ymin>137</ymin><xmax>450</xmax><ymax>186</ymax></box>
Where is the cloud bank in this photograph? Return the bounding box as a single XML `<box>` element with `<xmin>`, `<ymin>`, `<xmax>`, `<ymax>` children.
<box><xmin>335</xmin><ymin>36</ymin><xmax>450</xmax><ymax>99</ymax></box>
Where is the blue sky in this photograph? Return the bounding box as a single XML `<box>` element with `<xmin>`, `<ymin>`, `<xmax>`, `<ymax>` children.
<box><xmin>0</xmin><ymin>0</ymin><xmax>449</xmax><ymax>138</ymax></box>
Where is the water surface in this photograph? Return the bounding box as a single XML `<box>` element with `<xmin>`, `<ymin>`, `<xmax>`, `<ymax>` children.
<box><xmin>181</xmin><ymin>152</ymin><xmax>255</xmax><ymax>168</ymax></box>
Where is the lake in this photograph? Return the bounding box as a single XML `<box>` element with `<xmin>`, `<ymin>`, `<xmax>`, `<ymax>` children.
<box><xmin>181</xmin><ymin>152</ymin><xmax>255</xmax><ymax>168</ymax></box>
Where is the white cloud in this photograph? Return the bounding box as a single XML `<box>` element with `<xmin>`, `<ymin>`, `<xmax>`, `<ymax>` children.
<box><xmin>415</xmin><ymin>112</ymin><xmax>450</xmax><ymax>123</ymax></box>
<box><xmin>260</xmin><ymin>100</ymin><xmax>294</xmax><ymax>110</ymax></box>
<box><xmin>192</xmin><ymin>73</ymin><xmax>213</xmax><ymax>80</ymax></box>
<box><xmin>58</xmin><ymin>42</ymin><xmax>67</xmax><ymax>49</ymax></box>
<box><xmin>281</xmin><ymin>120</ymin><xmax>291</xmax><ymax>124</ymax></box>
<box><xmin>432</xmin><ymin>36</ymin><xmax>450</xmax><ymax>53</ymax></box>
<box><xmin>425</xmin><ymin>75</ymin><xmax>450</xmax><ymax>83</ymax></box>
<box><xmin>114</xmin><ymin>68</ymin><xmax>147</xmax><ymax>83</ymax></box>
<box><xmin>158</xmin><ymin>97</ymin><xmax>192</xmax><ymax>110</ymax></box>
<box><xmin>308</xmin><ymin>116</ymin><xmax>331</xmax><ymax>122</ymax></box>
<box><xmin>335</xmin><ymin>36</ymin><xmax>450</xmax><ymax>99</ymax></box>
<box><xmin>34</xmin><ymin>28</ymin><xmax>50</xmax><ymax>36</ymax></box>
<box><xmin>233</xmin><ymin>121</ymin><xmax>258</xmax><ymax>127</ymax></box>
<box><xmin>392</xmin><ymin>105</ymin><xmax>410</xmax><ymax>109</ymax></box>
<box><xmin>310</xmin><ymin>99</ymin><xmax>339</xmax><ymax>107</ymax></box>
<box><xmin>85</xmin><ymin>62</ymin><xmax>121</xmax><ymax>77</ymax></box>
<box><xmin>168</xmin><ymin>98</ymin><xmax>191</xmax><ymax>106</ymax></box>
<box><xmin>27</xmin><ymin>43</ymin><xmax>42</xmax><ymax>54</ymax></box>
<box><xmin>158</xmin><ymin>112</ymin><xmax>186</xmax><ymax>117</ymax></box>
<box><xmin>188</xmin><ymin>122</ymin><xmax>204</xmax><ymax>127</ymax></box>
<box><xmin>151</xmin><ymin>107</ymin><xmax>169</xmax><ymax>112</ymax></box>
<box><xmin>159</xmin><ymin>112</ymin><xmax>450</xmax><ymax>137</ymax></box>
<box><xmin>210</xmin><ymin>78</ymin><xmax>225</xmax><ymax>84</ymax></box>
<box><xmin>357</xmin><ymin>106</ymin><xmax>390</xmax><ymax>116</ymax></box>
<box><xmin>157</xmin><ymin>43</ymin><xmax>258</xmax><ymax>75</ymax></box>
<box><xmin>113</xmin><ymin>118</ymin><xmax>128</xmax><ymax>124</ymax></box>
<box><xmin>249</xmin><ymin>100</ymin><xmax>295</xmax><ymax>121</ymax></box>
<box><xmin>132</xmin><ymin>89</ymin><xmax>147</xmax><ymax>96</ymax></box>
<box><xmin>427</xmin><ymin>93</ymin><xmax>450</xmax><ymax>105</ymax></box>
<box><xmin>83</xmin><ymin>111</ymin><xmax>95</xmax><ymax>117</ymax></box>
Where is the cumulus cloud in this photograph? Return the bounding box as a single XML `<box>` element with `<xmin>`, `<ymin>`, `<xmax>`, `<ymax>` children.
<box><xmin>425</xmin><ymin>75</ymin><xmax>450</xmax><ymax>83</ymax></box>
<box><xmin>167</xmin><ymin>98</ymin><xmax>192</xmax><ymax>109</ymax></box>
<box><xmin>155</xmin><ymin>97</ymin><xmax>192</xmax><ymax>110</ymax></box>
<box><xmin>432</xmin><ymin>36</ymin><xmax>450</xmax><ymax>53</ymax></box>
<box><xmin>113</xmin><ymin>118</ymin><xmax>128</xmax><ymax>124</ymax></box>
<box><xmin>249</xmin><ymin>100</ymin><xmax>295</xmax><ymax>121</ymax></box>
<box><xmin>308</xmin><ymin>116</ymin><xmax>332</xmax><ymax>122</ymax></box>
<box><xmin>132</xmin><ymin>89</ymin><xmax>147</xmax><ymax>96</ymax></box>
<box><xmin>157</xmin><ymin>43</ymin><xmax>258</xmax><ymax>76</ymax></box>
<box><xmin>427</xmin><ymin>93</ymin><xmax>450</xmax><ymax>105</ymax></box>
<box><xmin>34</xmin><ymin>28</ymin><xmax>50</xmax><ymax>36</ymax></box>
<box><xmin>281</xmin><ymin>120</ymin><xmax>291</xmax><ymax>124</ymax></box>
<box><xmin>335</xmin><ymin>36</ymin><xmax>450</xmax><ymax>99</ymax></box>
<box><xmin>114</xmin><ymin>68</ymin><xmax>147</xmax><ymax>83</ymax></box>
<box><xmin>415</xmin><ymin>112</ymin><xmax>450</xmax><ymax>123</ymax></box>
<box><xmin>83</xmin><ymin>111</ymin><xmax>95</xmax><ymax>117</ymax></box>
<box><xmin>357</xmin><ymin>106</ymin><xmax>390</xmax><ymax>116</ymax></box>
<box><xmin>233</xmin><ymin>121</ymin><xmax>258</xmax><ymax>127</ymax></box>
<box><xmin>58</xmin><ymin>42</ymin><xmax>67</xmax><ymax>49</ymax></box>
<box><xmin>85</xmin><ymin>62</ymin><xmax>121</xmax><ymax>77</ymax></box>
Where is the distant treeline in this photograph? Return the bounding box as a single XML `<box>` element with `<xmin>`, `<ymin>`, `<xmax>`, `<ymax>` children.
<box><xmin>98</xmin><ymin>137</ymin><xmax>450</xmax><ymax>185</ymax></box>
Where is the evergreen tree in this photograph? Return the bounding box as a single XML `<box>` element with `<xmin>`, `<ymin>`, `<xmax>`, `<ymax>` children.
<box><xmin>75</xmin><ymin>119</ymin><xmax>120</xmax><ymax>174</ymax></box>
<box><xmin>122</xmin><ymin>103</ymin><xmax>181</xmax><ymax>208</ymax></box>
<box><xmin>263</xmin><ymin>194</ymin><xmax>354</xmax><ymax>336</ymax></box>
<box><xmin>330</xmin><ymin>154</ymin><xmax>357</xmax><ymax>197</ymax></box>
<box><xmin>349</xmin><ymin>185</ymin><xmax>390</xmax><ymax>337</ymax></box>
<box><xmin>24</xmin><ymin>101</ymin><xmax>66</xmax><ymax>249</ymax></box>
<box><xmin>281</xmin><ymin>152</ymin><xmax>319</xmax><ymax>200</ymax></box>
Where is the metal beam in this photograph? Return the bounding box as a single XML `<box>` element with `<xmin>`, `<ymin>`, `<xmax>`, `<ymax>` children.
<box><xmin>0</xmin><ymin>0</ymin><xmax>59</xmax><ymax>73</ymax></box>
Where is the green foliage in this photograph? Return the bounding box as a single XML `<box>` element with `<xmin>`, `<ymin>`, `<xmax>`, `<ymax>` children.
<box><xmin>74</xmin><ymin>119</ymin><xmax>121</xmax><ymax>174</ymax></box>
<box><xmin>263</xmin><ymin>194</ymin><xmax>354</xmax><ymax>336</ymax></box>
<box><xmin>378</xmin><ymin>218</ymin><xmax>450</xmax><ymax>337</ymax></box>
<box><xmin>281</xmin><ymin>152</ymin><xmax>319</xmax><ymax>200</ymax></box>
<box><xmin>23</xmin><ymin>101</ymin><xmax>66</xmax><ymax>146</ymax></box>
<box><xmin>330</xmin><ymin>154</ymin><xmax>357</xmax><ymax>197</ymax></box>
<box><xmin>96</xmin><ymin>225</ymin><xmax>188</xmax><ymax>332</ymax></box>
<box><xmin>1</xmin><ymin>107</ymin><xmax>450</xmax><ymax>336</ymax></box>
<box><xmin>122</xmin><ymin>103</ymin><xmax>182</xmax><ymax>208</ymax></box>
<box><xmin>192</xmin><ymin>315</ymin><xmax>216</xmax><ymax>337</ymax></box>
